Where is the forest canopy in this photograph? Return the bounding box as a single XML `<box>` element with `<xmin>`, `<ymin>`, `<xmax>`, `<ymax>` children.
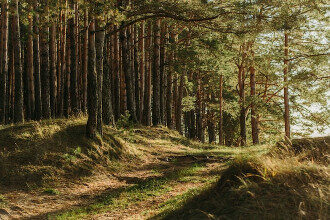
<box><xmin>0</xmin><ymin>0</ymin><xmax>329</xmax><ymax>145</ymax></box>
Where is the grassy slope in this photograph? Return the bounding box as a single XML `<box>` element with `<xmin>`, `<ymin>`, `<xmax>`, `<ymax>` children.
<box><xmin>0</xmin><ymin>117</ymin><xmax>252</xmax><ymax>189</ymax></box>
<box><xmin>152</xmin><ymin>138</ymin><xmax>330</xmax><ymax>220</ymax></box>
<box><xmin>0</xmin><ymin>118</ymin><xmax>329</xmax><ymax>219</ymax></box>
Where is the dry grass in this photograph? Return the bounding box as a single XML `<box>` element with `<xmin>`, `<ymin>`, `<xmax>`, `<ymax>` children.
<box><xmin>0</xmin><ymin>117</ymin><xmax>141</xmax><ymax>188</ymax></box>
<box><xmin>0</xmin><ymin>117</ymin><xmax>223</xmax><ymax>189</ymax></box>
<box><xmin>155</xmin><ymin>138</ymin><xmax>329</xmax><ymax>220</ymax></box>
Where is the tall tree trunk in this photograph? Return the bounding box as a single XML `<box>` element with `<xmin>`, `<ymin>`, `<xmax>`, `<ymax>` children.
<box><xmin>56</xmin><ymin>8</ymin><xmax>63</xmax><ymax>116</ymax></box>
<box><xmin>284</xmin><ymin>32</ymin><xmax>290</xmax><ymax>139</ymax></box>
<box><xmin>95</xmin><ymin>23</ymin><xmax>105</xmax><ymax>135</ymax></box>
<box><xmin>0</xmin><ymin>1</ymin><xmax>9</xmax><ymax>124</ymax></box>
<box><xmin>250</xmin><ymin>60</ymin><xmax>259</xmax><ymax>145</ymax></box>
<box><xmin>8</xmin><ymin>31</ymin><xmax>14</xmax><ymax>122</ymax></box>
<box><xmin>86</xmin><ymin>19</ymin><xmax>98</xmax><ymax>138</ymax></box>
<box><xmin>81</xmin><ymin>9</ymin><xmax>88</xmax><ymax>114</ymax></box>
<box><xmin>33</xmin><ymin>0</ymin><xmax>42</xmax><ymax>120</ymax></box>
<box><xmin>175</xmin><ymin>73</ymin><xmax>184</xmax><ymax>134</ymax></box>
<box><xmin>166</xmin><ymin>31</ymin><xmax>175</xmax><ymax>129</ymax></box>
<box><xmin>12</xmin><ymin>0</ymin><xmax>24</xmax><ymax>123</ymax></box>
<box><xmin>208</xmin><ymin>111</ymin><xmax>216</xmax><ymax>143</ymax></box>
<box><xmin>238</xmin><ymin>43</ymin><xmax>247</xmax><ymax>146</ymax></box>
<box><xmin>239</xmin><ymin>64</ymin><xmax>246</xmax><ymax>146</ymax></box>
<box><xmin>142</xmin><ymin>21</ymin><xmax>152</xmax><ymax>126</ymax></box>
<box><xmin>26</xmin><ymin>13</ymin><xmax>34</xmax><ymax>120</ymax></box>
<box><xmin>219</xmin><ymin>75</ymin><xmax>223</xmax><ymax>145</ymax></box>
<box><xmin>138</xmin><ymin>21</ymin><xmax>145</xmax><ymax>123</ymax></box>
<box><xmin>159</xmin><ymin>21</ymin><xmax>166</xmax><ymax>124</ymax></box>
<box><xmin>69</xmin><ymin>1</ymin><xmax>79</xmax><ymax>115</ymax></box>
<box><xmin>113</xmin><ymin>28</ymin><xmax>120</xmax><ymax>121</ymax></box>
<box><xmin>103</xmin><ymin>35</ymin><xmax>114</xmax><ymax>126</ymax></box>
<box><xmin>64</xmin><ymin>1</ymin><xmax>70</xmax><ymax>118</ymax></box>
<box><xmin>133</xmin><ymin>24</ymin><xmax>140</xmax><ymax>122</ymax></box>
<box><xmin>196</xmin><ymin>75</ymin><xmax>203</xmax><ymax>141</ymax></box>
<box><xmin>40</xmin><ymin>4</ymin><xmax>51</xmax><ymax>119</ymax></box>
<box><xmin>120</xmin><ymin>26</ymin><xmax>136</xmax><ymax>122</ymax></box>
<box><xmin>152</xmin><ymin>19</ymin><xmax>161</xmax><ymax>126</ymax></box>
<box><xmin>49</xmin><ymin>23</ymin><xmax>57</xmax><ymax>117</ymax></box>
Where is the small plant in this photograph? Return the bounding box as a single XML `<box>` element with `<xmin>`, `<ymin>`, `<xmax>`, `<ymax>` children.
<box><xmin>0</xmin><ymin>194</ymin><xmax>6</xmax><ymax>204</ymax></box>
<box><xmin>117</xmin><ymin>111</ymin><xmax>134</xmax><ymax>128</ymax></box>
<box><xmin>63</xmin><ymin>147</ymin><xmax>81</xmax><ymax>162</ymax></box>
<box><xmin>43</xmin><ymin>188</ymin><xmax>60</xmax><ymax>195</ymax></box>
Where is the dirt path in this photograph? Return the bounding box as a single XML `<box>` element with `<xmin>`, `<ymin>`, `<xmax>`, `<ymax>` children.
<box><xmin>0</xmin><ymin>154</ymin><xmax>226</xmax><ymax>220</ymax></box>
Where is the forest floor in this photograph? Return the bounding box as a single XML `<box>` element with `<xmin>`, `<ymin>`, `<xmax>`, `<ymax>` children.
<box><xmin>0</xmin><ymin>118</ymin><xmax>329</xmax><ymax>219</ymax></box>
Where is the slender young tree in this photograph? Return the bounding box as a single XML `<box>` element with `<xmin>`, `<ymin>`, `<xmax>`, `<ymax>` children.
<box><xmin>238</xmin><ymin>44</ymin><xmax>247</xmax><ymax>146</ymax></box>
<box><xmin>283</xmin><ymin>32</ymin><xmax>290</xmax><ymax>139</ymax></box>
<box><xmin>249</xmin><ymin>49</ymin><xmax>259</xmax><ymax>144</ymax></box>
<box><xmin>219</xmin><ymin>75</ymin><xmax>223</xmax><ymax>145</ymax></box>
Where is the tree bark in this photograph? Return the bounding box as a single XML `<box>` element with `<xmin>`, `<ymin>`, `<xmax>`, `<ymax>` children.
<box><xmin>175</xmin><ymin>73</ymin><xmax>184</xmax><ymax>134</ymax></box>
<box><xmin>219</xmin><ymin>75</ymin><xmax>224</xmax><ymax>145</ymax></box>
<box><xmin>159</xmin><ymin>21</ymin><xmax>166</xmax><ymax>124</ymax></box>
<box><xmin>152</xmin><ymin>19</ymin><xmax>161</xmax><ymax>126</ymax></box>
<box><xmin>33</xmin><ymin>0</ymin><xmax>42</xmax><ymax>120</ymax></box>
<box><xmin>86</xmin><ymin>19</ymin><xmax>98</xmax><ymax>139</ymax></box>
<box><xmin>0</xmin><ymin>1</ymin><xmax>9</xmax><ymax>124</ymax></box>
<box><xmin>69</xmin><ymin>1</ymin><xmax>79</xmax><ymax>115</ymax></box>
<box><xmin>113</xmin><ymin>28</ymin><xmax>120</xmax><ymax>121</ymax></box>
<box><xmin>284</xmin><ymin>32</ymin><xmax>290</xmax><ymax>139</ymax></box>
<box><xmin>95</xmin><ymin>23</ymin><xmax>105</xmax><ymax>135</ymax></box>
<box><xmin>166</xmin><ymin>31</ymin><xmax>175</xmax><ymax>129</ymax></box>
<box><xmin>196</xmin><ymin>75</ymin><xmax>203</xmax><ymax>141</ymax></box>
<box><xmin>103</xmin><ymin>34</ymin><xmax>114</xmax><ymax>126</ymax></box>
<box><xmin>26</xmin><ymin>13</ymin><xmax>35</xmax><ymax>120</ymax></box>
<box><xmin>12</xmin><ymin>0</ymin><xmax>24</xmax><ymax>123</ymax></box>
<box><xmin>120</xmin><ymin>26</ymin><xmax>137</xmax><ymax>122</ymax></box>
<box><xmin>40</xmin><ymin>4</ymin><xmax>51</xmax><ymax>119</ymax></box>
<box><xmin>250</xmin><ymin>60</ymin><xmax>259</xmax><ymax>144</ymax></box>
<box><xmin>81</xmin><ymin>9</ymin><xmax>88</xmax><ymax>114</ymax></box>
<box><xmin>142</xmin><ymin>21</ymin><xmax>152</xmax><ymax>126</ymax></box>
<box><xmin>133</xmin><ymin>25</ymin><xmax>140</xmax><ymax>122</ymax></box>
<box><xmin>49</xmin><ymin>23</ymin><xmax>57</xmax><ymax>117</ymax></box>
<box><xmin>138</xmin><ymin>21</ymin><xmax>145</xmax><ymax>123</ymax></box>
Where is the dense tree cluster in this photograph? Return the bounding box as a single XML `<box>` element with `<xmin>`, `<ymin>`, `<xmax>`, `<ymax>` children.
<box><xmin>0</xmin><ymin>0</ymin><xmax>328</xmax><ymax>145</ymax></box>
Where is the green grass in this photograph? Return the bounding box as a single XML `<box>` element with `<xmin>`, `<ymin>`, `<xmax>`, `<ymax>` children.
<box><xmin>151</xmin><ymin>141</ymin><xmax>330</xmax><ymax>220</ymax></box>
<box><xmin>54</xmin><ymin>163</ymin><xmax>208</xmax><ymax>219</ymax></box>
<box><xmin>43</xmin><ymin>188</ymin><xmax>61</xmax><ymax>195</ymax></box>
